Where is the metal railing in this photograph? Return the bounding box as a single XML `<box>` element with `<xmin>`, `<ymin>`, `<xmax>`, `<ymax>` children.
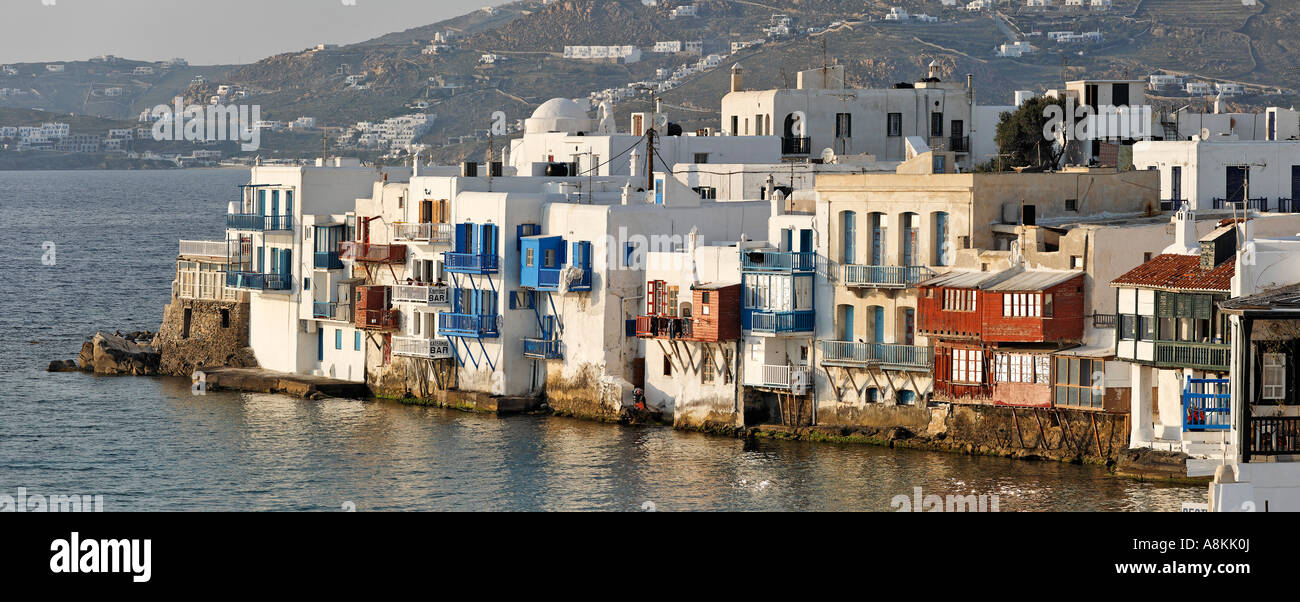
<box><xmin>225</xmin><ymin>271</ymin><xmax>289</xmax><ymax>291</ymax></box>
<box><xmin>392</xmin><ymin>336</ymin><xmax>453</xmax><ymax>359</ymax></box>
<box><xmin>530</xmin><ymin>267</ymin><xmax>592</xmax><ymax>292</ymax></box>
<box><xmin>752</xmin><ymin>364</ymin><xmax>810</xmax><ymax>391</ymax></box>
<box><xmin>392</xmin><ymin>222</ymin><xmax>454</xmax><ymax>243</ymax></box>
<box><xmin>749</xmin><ymin>310</ymin><xmax>814</xmax><ymax>333</ymax></box>
<box><xmin>1278</xmin><ymin>198</ymin><xmax>1296</xmax><ymax>213</ymax></box>
<box><xmin>178</xmin><ymin>240</ymin><xmax>228</xmax><ymax>258</ymax></box>
<box><xmin>1154</xmin><ymin>341</ymin><xmax>1230</xmax><ymax>371</ymax></box>
<box><xmin>437</xmin><ymin>313</ymin><xmax>499</xmax><ymax>338</ymax></box>
<box><xmin>1183</xmin><ymin>378</ymin><xmax>1231</xmax><ymax>431</ymax></box>
<box><xmin>781</xmin><ymin>136</ymin><xmax>811</xmax><ymax>155</ymax></box>
<box><xmin>227</xmin><ymin>213</ymin><xmax>292</xmax><ymax>231</ymax></box>
<box><xmin>930</xmin><ymin>135</ymin><xmax>969</xmax><ymax>153</ymax></box>
<box><xmin>741</xmin><ymin>250</ymin><xmax>816</xmax><ymax>272</ymax></box>
<box><xmin>312</xmin><ymin>301</ymin><xmax>351</xmax><ymax>322</ymax></box>
<box><xmin>820</xmin><ymin>341</ymin><xmax>932</xmax><ymax>369</ymax></box>
<box><xmin>842</xmin><ymin>264</ymin><xmax>934</xmax><ymax>288</ymax></box>
<box><xmin>443</xmin><ymin>252</ymin><xmax>500</xmax><ymax>274</ymax></box>
<box><xmin>1159</xmin><ymin>199</ymin><xmax>1187</xmax><ymax>212</ymax></box>
<box><xmin>523</xmin><ymin>338</ymin><xmax>563</xmax><ymax>360</ymax></box>
<box><xmin>313</xmin><ymin>251</ymin><xmax>343</xmax><ymax>270</ymax></box>
<box><xmin>1247</xmin><ymin>416</ymin><xmax>1300</xmax><ymax>458</ymax></box>
<box><xmin>392</xmin><ymin>284</ymin><xmax>450</xmax><ymax>305</ymax></box>
<box><xmin>1092</xmin><ymin>313</ymin><xmax>1117</xmax><ymax>328</ymax></box>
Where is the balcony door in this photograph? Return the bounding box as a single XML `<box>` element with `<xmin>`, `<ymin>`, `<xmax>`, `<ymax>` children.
<box><xmin>870</xmin><ymin>213</ymin><xmax>887</xmax><ymax>265</ymax></box>
<box><xmin>841</xmin><ymin>211</ymin><xmax>856</xmax><ymax>264</ymax></box>
<box><xmin>1226</xmin><ymin>166</ymin><xmax>1249</xmax><ymax>203</ymax></box>
<box><xmin>838</xmin><ymin>305</ymin><xmax>854</xmax><ymax>341</ymax></box>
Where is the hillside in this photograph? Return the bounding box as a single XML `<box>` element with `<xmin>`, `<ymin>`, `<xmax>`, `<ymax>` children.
<box><xmin>5</xmin><ymin>0</ymin><xmax>1298</xmax><ymax>160</ymax></box>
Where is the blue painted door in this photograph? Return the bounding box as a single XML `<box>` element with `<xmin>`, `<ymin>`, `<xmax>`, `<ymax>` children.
<box><xmin>935</xmin><ymin>212</ymin><xmax>949</xmax><ymax>266</ymax></box>
<box><xmin>872</xmin><ymin>306</ymin><xmax>885</xmax><ymax>343</ymax></box>
<box><xmin>317</xmin><ymin>329</ymin><xmax>324</xmax><ymax>361</ymax></box>
<box><xmin>800</xmin><ymin>229</ymin><xmax>812</xmax><ymax>253</ymax></box>
<box><xmin>843</xmin><ymin>211</ymin><xmax>856</xmax><ymax>264</ymax></box>
<box><xmin>841</xmin><ymin>306</ymin><xmax>854</xmax><ymax>341</ymax></box>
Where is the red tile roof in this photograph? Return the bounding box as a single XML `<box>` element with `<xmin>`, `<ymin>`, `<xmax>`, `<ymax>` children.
<box><xmin>1110</xmin><ymin>254</ymin><xmax>1233</xmax><ymax>292</ymax></box>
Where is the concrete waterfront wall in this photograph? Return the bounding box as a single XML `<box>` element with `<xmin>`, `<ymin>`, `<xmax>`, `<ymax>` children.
<box><xmin>543</xmin><ymin>362</ymin><xmax>630</xmax><ymax>422</ymax></box>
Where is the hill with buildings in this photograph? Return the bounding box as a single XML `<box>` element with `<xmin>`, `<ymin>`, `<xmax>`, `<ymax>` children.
<box><xmin>3</xmin><ymin>0</ymin><xmax>1298</xmax><ymax>163</ymax></box>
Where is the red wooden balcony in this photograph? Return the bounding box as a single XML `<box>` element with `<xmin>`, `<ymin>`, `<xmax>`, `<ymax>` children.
<box><xmin>356</xmin><ymin>308</ymin><xmax>400</xmax><ymax>331</ymax></box>
<box><xmin>340</xmin><ymin>241</ymin><xmax>407</xmax><ymax>264</ymax></box>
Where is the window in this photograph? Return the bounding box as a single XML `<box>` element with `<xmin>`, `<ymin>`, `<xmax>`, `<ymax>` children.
<box><xmin>701</xmin><ymin>291</ymin><xmax>711</xmax><ymax>304</ymax></box>
<box><xmin>220</xmin><ymin>309</ymin><xmax>230</xmax><ymax>329</ymax></box>
<box><xmin>1120</xmin><ymin>315</ymin><xmax>1136</xmax><ymax>340</ymax></box>
<box><xmin>543</xmin><ymin>249</ymin><xmax>555</xmax><ymax>268</ymax></box>
<box><xmin>694</xmin><ymin>152</ymin><xmax>709</xmax><ymax>164</ymax></box>
<box><xmin>335</xmin><ymin>329</ymin><xmax>343</xmax><ymax>350</ymax></box>
<box><xmin>942</xmin><ymin>288</ymin><xmax>977</xmax><ymax>312</ymax></box>
<box><xmin>1065</xmin><ymin>198</ymin><xmax>1077</xmax><ymax>212</ymax></box>
<box><xmin>354</xmin><ymin>331</ymin><xmax>361</xmax><ymax>351</ymax></box>
<box><xmin>932</xmin><ymin>155</ymin><xmax>946</xmax><ymax>173</ymax></box>
<box><xmin>1002</xmin><ymin>293</ymin><xmax>1042</xmax><ymax>317</ymax></box>
<box><xmin>509</xmin><ymin>290</ymin><xmax>535</xmax><ymax>310</ymax></box>
<box><xmin>995</xmin><ymin>353</ymin><xmax>1048</xmax><ymax>384</ymax></box>
<box><xmin>663</xmin><ymin>356</ymin><xmax>672</xmax><ymax>376</ymax></box>
<box><xmin>525</xmin><ymin>248</ymin><xmax>535</xmax><ymax>267</ymax></box>
<box><xmin>730</xmin><ymin>115</ymin><xmax>739</xmax><ymax>136</ymax></box>
<box><xmin>1138</xmin><ymin>316</ymin><xmax>1155</xmax><ymax>341</ymax></box>
<box><xmin>952</xmin><ymin>348</ymin><xmax>984</xmax><ymax>384</ymax></box>
<box><xmin>930</xmin><ymin>111</ymin><xmax>944</xmax><ymax>136</ymax></box>
<box><xmin>304</xmin><ymin>277</ymin><xmax>311</xmax><ymax>291</ymax></box>
<box><xmin>835</xmin><ymin>112</ymin><xmax>852</xmax><ymax>138</ymax></box>
<box><xmin>887</xmin><ymin>113</ymin><xmax>902</xmax><ymax>137</ymax></box>
<box><xmin>1054</xmin><ymin>357</ymin><xmax>1104</xmax><ymax>409</ymax></box>
<box><xmin>701</xmin><ymin>358</ymin><xmax>714</xmax><ymax>384</ymax></box>
<box><xmin>1263</xmin><ymin>353</ymin><xmax>1286</xmax><ymax>400</ymax></box>
<box><xmin>693</xmin><ymin>186</ymin><xmax>717</xmax><ymax>199</ymax></box>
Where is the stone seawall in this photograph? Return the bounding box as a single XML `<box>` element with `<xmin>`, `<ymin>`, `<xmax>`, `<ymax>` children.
<box><xmin>747</xmin><ymin>403</ymin><xmax>1133</xmax><ymax>466</ymax></box>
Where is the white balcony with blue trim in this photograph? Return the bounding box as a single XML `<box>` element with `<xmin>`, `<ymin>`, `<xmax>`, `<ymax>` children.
<box><xmin>225</xmin><ymin>271</ymin><xmax>290</xmax><ymax>291</ymax></box>
<box><xmin>520</xmin><ymin>235</ymin><xmax>592</xmax><ymax>292</ymax></box>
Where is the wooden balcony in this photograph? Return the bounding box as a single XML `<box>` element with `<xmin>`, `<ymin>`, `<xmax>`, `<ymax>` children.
<box><xmin>356</xmin><ymin>308</ymin><xmax>400</xmax><ymax>331</ymax></box>
<box><xmin>741</xmin><ymin>250</ymin><xmax>815</xmax><ymax>273</ymax></box>
<box><xmin>340</xmin><ymin>241</ymin><xmax>407</xmax><ymax>264</ymax></box>
<box><xmin>635</xmin><ymin>315</ymin><xmax>693</xmax><ymax>340</ymax></box>
<box><xmin>1245</xmin><ymin>416</ymin><xmax>1300</xmax><ymax>460</ymax></box>
<box><xmin>1154</xmin><ymin>341</ymin><xmax>1230</xmax><ymax>372</ymax></box>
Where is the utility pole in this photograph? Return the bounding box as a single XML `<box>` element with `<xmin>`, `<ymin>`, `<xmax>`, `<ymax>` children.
<box><xmin>645</xmin><ymin>127</ymin><xmax>656</xmax><ymax>192</ymax></box>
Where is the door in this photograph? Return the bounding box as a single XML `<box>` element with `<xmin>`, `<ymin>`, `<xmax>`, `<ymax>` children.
<box><xmin>1171</xmin><ymin>166</ymin><xmax>1182</xmax><ymax>201</ymax></box>
<box><xmin>872</xmin><ymin>306</ymin><xmax>885</xmax><ymax>344</ymax></box>
<box><xmin>870</xmin><ymin>213</ymin><xmax>886</xmax><ymax>264</ymax></box>
<box><xmin>1292</xmin><ymin>165</ymin><xmax>1300</xmax><ymax>202</ymax></box>
<box><xmin>950</xmin><ymin>120</ymin><xmax>964</xmax><ymax>142</ymax></box>
<box><xmin>840</xmin><ymin>305</ymin><xmax>854</xmax><ymax>341</ymax></box>
<box><xmin>842</xmin><ymin>211</ymin><xmax>856</xmax><ymax>264</ymax></box>
<box><xmin>799</xmin><ymin>229</ymin><xmax>812</xmax><ymax>254</ymax></box>
<box><xmin>1226</xmin><ymin>166</ymin><xmax>1248</xmax><ymax>202</ymax></box>
<box><xmin>902</xmin><ymin>308</ymin><xmax>915</xmax><ymax>345</ymax></box>
<box><xmin>934</xmin><ymin>212</ymin><xmax>950</xmax><ymax>266</ymax></box>
<box><xmin>420</xmin><ymin>200</ymin><xmax>433</xmax><ymax>223</ymax></box>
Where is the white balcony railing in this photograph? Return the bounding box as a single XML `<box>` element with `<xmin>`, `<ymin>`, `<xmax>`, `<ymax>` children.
<box><xmin>178</xmin><ymin>240</ymin><xmax>229</xmax><ymax>258</ymax></box>
<box><xmin>175</xmin><ymin>270</ymin><xmax>241</xmax><ymax>302</ymax></box>
<box><xmin>392</xmin><ymin>336</ymin><xmax>453</xmax><ymax>359</ymax></box>
<box><xmin>392</xmin><ymin>284</ymin><xmax>450</xmax><ymax>306</ymax></box>
<box><xmin>391</xmin><ymin>222</ymin><xmax>454</xmax><ymax>243</ymax></box>
<box><xmin>750</xmin><ymin>364</ymin><xmax>811</xmax><ymax>391</ymax></box>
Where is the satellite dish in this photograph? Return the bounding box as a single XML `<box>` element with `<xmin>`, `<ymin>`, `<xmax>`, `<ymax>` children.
<box><xmin>653</xmin><ymin>114</ymin><xmax>669</xmax><ymax>129</ymax></box>
<box><xmin>820</xmin><ymin>148</ymin><xmax>836</xmax><ymax>164</ymax></box>
<box><xmin>1200</xmin><ymin>128</ymin><xmax>1211</xmax><ymax>141</ymax></box>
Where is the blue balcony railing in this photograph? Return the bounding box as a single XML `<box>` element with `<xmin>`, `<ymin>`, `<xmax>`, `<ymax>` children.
<box><xmin>225</xmin><ymin>271</ymin><xmax>290</xmax><ymax>291</ymax></box>
<box><xmin>821</xmin><ymin>341</ymin><xmax>932</xmax><ymax>370</ymax></box>
<box><xmin>842</xmin><ymin>265</ymin><xmax>935</xmax><ymax>289</ymax></box>
<box><xmin>741</xmin><ymin>251</ymin><xmax>815</xmax><ymax>273</ymax></box>
<box><xmin>312</xmin><ymin>301</ymin><xmax>350</xmax><ymax>321</ymax></box>
<box><xmin>437</xmin><ymin>313</ymin><xmax>499</xmax><ymax>338</ymax></box>
<box><xmin>529</xmin><ymin>267</ymin><xmax>593</xmax><ymax>292</ymax></box>
<box><xmin>523</xmin><ymin>338</ymin><xmax>563</xmax><ymax>360</ymax></box>
<box><xmin>443</xmin><ymin>252</ymin><xmax>499</xmax><ymax>274</ymax></box>
<box><xmin>1183</xmin><ymin>378</ymin><xmax>1231</xmax><ymax>431</ymax></box>
<box><xmin>313</xmin><ymin>251</ymin><xmax>343</xmax><ymax>270</ymax></box>
<box><xmin>747</xmin><ymin>310</ymin><xmax>814</xmax><ymax>334</ymax></box>
<box><xmin>227</xmin><ymin>213</ymin><xmax>292</xmax><ymax>231</ymax></box>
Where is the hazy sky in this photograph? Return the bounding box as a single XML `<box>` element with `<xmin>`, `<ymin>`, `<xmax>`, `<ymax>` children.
<box><xmin>0</xmin><ymin>0</ymin><xmax>512</xmax><ymax>65</ymax></box>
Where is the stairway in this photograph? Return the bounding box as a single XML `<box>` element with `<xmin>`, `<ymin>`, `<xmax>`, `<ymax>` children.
<box><xmin>1182</xmin><ymin>431</ymin><xmax>1235</xmax><ymax>477</ymax></box>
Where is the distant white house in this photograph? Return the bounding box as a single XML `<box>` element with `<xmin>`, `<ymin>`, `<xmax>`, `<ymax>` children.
<box><xmin>1149</xmin><ymin>74</ymin><xmax>1182</xmax><ymax>90</ymax></box>
<box><xmin>1090</xmin><ymin>0</ymin><xmax>1112</xmax><ymax>9</ymax></box>
<box><xmin>669</xmin><ymin>4</ymin><xmax>698</xmax><ymax>18</ymax></box>
<box><xmin>1186</xmin><ymin>81</ymin><xmax>1213</xmax><ymax>95</ymax></box>
<box><xmin>133</xmin><ymin>66</ymin><xmax>155</xmax><ymax>75</ymax></box>
<box><xmin>46</xmin><ymin>64</ymin><xmax>65</xmax><ymax>73</ymax></box>
<box><xmin>996</xmin><ymin>41</ymin><xmax>1035</xmax><ymax>57</ymax></box>
<box><xmin>562</xmin><ymin>46</ymin><xmax>641</xmax><ymax>64</ymax></box>
<box><xmin>1216</xmin><ymin>82</ymin><xmax>1246</xmax><ymax>96</ymax></box>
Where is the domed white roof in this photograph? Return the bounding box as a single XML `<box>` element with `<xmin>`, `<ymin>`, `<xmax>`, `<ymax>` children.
<box><xmin>531</xmin><ymin>98</ymin><xmax>590</xmax><ymax>121</ymax></box>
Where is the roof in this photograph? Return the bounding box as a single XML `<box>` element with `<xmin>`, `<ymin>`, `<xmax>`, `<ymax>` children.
<box><xmin>919</xmin><ymin>270</ymin><xmax>1008</xmax><ymax>289</ymax></box>
<box><xmin>921</xmin><ymin>267</ymin><xmax>1081</xmax><ymax>291</ymax></box>
<box><xmin>692</xmin><ymin>282</ymin><xmax>738</xmax><ymax>291</ymax></box>
<box><xmin>1220</xmin><ymin>284</ymin><xmax>1300</xmax><ymax>313</ymax></box>
<box><xmin>985</xmin><ymin>269</ymin><xmax>1082</xmax><ymax>292</ymax></box>
<box><xmin>1110</xmin><ymin>254</ymin><xmax>1233</xmax><ymax>292</ymax></box>
<box><xmin>530</xmin><ymin>98</ymin><xmax>589</xmax><ymax>121</ymax></box>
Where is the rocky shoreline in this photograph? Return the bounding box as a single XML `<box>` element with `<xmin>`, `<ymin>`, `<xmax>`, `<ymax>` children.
<box><xmin>48</xmin><ymin>330</ymin><xmax>161</xmax><ymax>375</ymax></box>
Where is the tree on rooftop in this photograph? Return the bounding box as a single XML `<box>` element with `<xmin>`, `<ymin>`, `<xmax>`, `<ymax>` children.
<box><xmin>992</xmin><ymin>96</ymin><xmax>1067</xmax><ymax>172</ymax></box>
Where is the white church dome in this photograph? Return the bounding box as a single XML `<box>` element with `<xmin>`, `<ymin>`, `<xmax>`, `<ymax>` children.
<box><xmin>525</xmin><ymin>98</ymin><xmax>595</xmax><ymax>134</ymax></box>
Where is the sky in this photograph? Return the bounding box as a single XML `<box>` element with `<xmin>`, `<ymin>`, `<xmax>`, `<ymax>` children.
<box><xmin>0</xmin><ymin>0</ymin><xmax>513</xmax><ymax>65</ymax></box>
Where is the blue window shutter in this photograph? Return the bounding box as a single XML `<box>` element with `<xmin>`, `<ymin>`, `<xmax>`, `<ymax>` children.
<box><xmin>782</xmin><ymin>228</ymin><xmax>792</xmax><ymax>252</ymax></box>
<box><xmin>317</xmin><ymin>329</ymin><xmax>324</xmax><ymax>361</ymax></box>
<box><xmin>625</xmin><ymin>319</ymin><xmax>636</xmax><ymax>337</ymax></box>
<box><xmin>517</xmin><ymin>224</ymin><xmax>526</xmax><ymax>251</ymax></box>
<box><xmin>283</xmin><ymin>249</ymin><xmax>291</xmax><ymax>278</ymax></box>
<box><xmin>285</xmin><ymin>191</ymin><xmax>293</xmax><ymax>216</ymax></box>
<box><xmin>456</xmin><ymin>223</ymin><xmax>471</xmax><ymax>253</ymax></box>
<box><xmin>843</xmin><ymin>306</ymin><xmax>854</xmax><ymax>341</ymax></box>
<box><xmin>304</xmin><ymin>277</ymin><xmax>310</xmax><ymax>291</ymax></box>
<box><xmin>335</xmin><ymin>329</ymin><xmax>342</xmax><ymax>350</ymax></box>
<box><xmin>843</xmin><ymin>211</ymin><xmax>856</xmax><ymax>264</ymax></box>
<box><xmin>257</xmin><ymin>190</ymin><xmax>266</xmax><ymax>216</ymax></box>
<box><xmin>354</xmin><ymin>331</ymin><xmax>361</xmax><ymax>351</ymax></box>
<box><xmin>873</xmin><ymin>306</ymin><xmax>885</xmax><ymax>344</ymax></box>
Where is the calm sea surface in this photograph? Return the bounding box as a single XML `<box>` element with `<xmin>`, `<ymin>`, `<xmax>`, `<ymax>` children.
<box><xmin>0</xmin><ymin>169</ymin><xmax>1205</xmax><ymax>511</ymax></box>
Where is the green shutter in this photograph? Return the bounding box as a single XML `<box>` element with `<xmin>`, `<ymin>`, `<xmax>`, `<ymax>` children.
<box><xmin>1156</xmin><ymin>291</ymin><xmax>1174</xmax><ymax>318</ymax></box>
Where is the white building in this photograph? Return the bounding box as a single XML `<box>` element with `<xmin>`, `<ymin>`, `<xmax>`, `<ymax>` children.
<box><xmin>996</xmin><ymin>41</ymin><xmax>1035</xmax><ymax>57</ymax></box>
<box><xmin>1133</xmin><ymin>137</ymin><xmax>1300</xmax><ymax>212</ymax></box>
<box><xmin>562</xmin><ymin>46</ymin><xmax>641</xmax><ymax>64</ymax></box>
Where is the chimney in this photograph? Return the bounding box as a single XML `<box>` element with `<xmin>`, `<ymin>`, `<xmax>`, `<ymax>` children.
<box><xmin>1169</xmin><ymin>205</ymin><xmax>1198</xmax><ymax>255</ymax></box>
<box><xmin>629</xmin><ymin>148</ymin><xmax>641</xmax><ymax>178</ymax></box>
<box><xmin>928</xmin><ymin>60</ymin><xmax>941</xmax><ymax>80</ymax></box>
<box><xmin>730</xmin><ymin>63</ymin><xmax>744</xmax><ymax>93</ymax></box>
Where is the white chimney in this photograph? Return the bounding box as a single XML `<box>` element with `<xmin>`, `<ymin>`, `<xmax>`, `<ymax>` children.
<box><xmin>1163</xmin><ymin>205</ymin><xmax>1199</xmax><ymax>256</ymax></box>
<box><xmin>629</xmin><ymin>148</ymin><xmax>641</xmax><ymax>178</ymax></box>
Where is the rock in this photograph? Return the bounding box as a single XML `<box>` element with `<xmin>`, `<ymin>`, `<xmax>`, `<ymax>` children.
<box><xmin>46</xmin><ymin>360</ymin><xmax>79</xmax><ymax>372</ymax></box>
<box><xmin>84</xmin><ymin>331</ymin><xmax>161</xmax><ymax>376</ymax></box>
<box><xmin>77</xmin><ymin>342</ymin><xmax>95</xmax><ymax>371</ymax></box>
<box><xmin>885</xmin><ymin>426</ymin><xmax>914</xmax><ymax>441</ymax></box>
